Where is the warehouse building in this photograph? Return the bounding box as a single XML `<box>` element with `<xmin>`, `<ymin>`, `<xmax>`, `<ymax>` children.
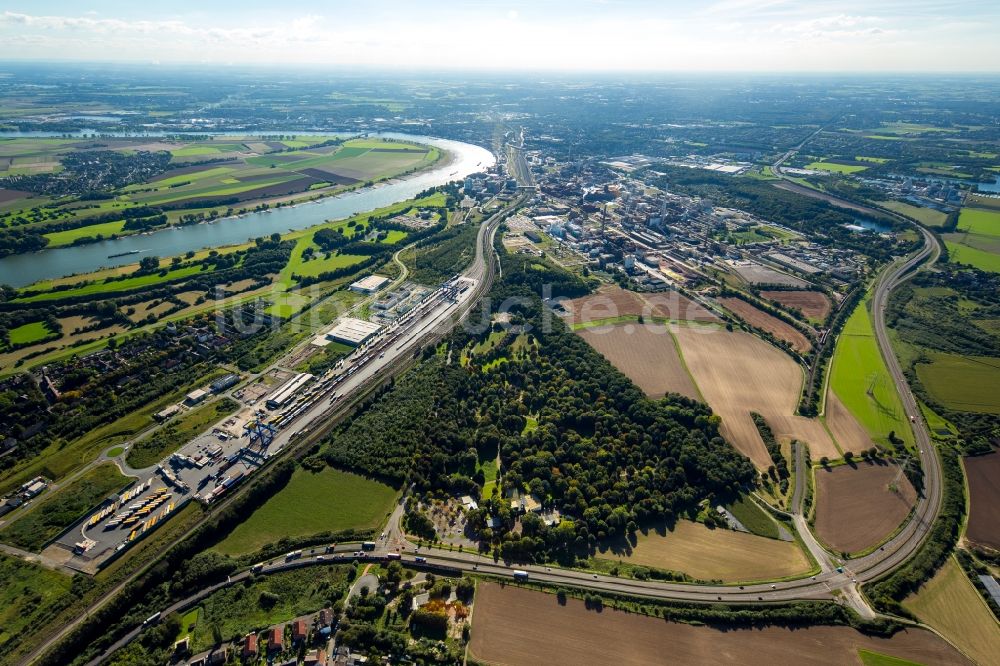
<box><xmin>210</xmin><ymin>373</ymin><xmax>240</xmax><ymax>393</ymax></box>
<box><xmin>265</xmin><ymin>373</ymin><xmax>314</xmax><ymax>410</ymax></box>
<box><xmin>326</xmin><ymin>317</ymin><xmax>382</xmax><ymax>346</ymax></box>
<box><xmin>349</xmin><ymin>275</ymin><xmax>390</xmax><ymax>293</ymax></box>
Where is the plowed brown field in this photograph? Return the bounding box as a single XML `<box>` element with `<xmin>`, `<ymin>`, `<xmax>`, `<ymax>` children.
<box><xmin>577</xmin><ymin>324</ymin><xmax>699</xmax><ymax>399</ymax></box>
<box><xmin>761</xmin><ymin>289</ymin><xmax>832</xmax><ymax>320</ymax></box>
<box><xmin>963</xmin><ymin>451</ymin><xmax>1000</xmax><ymax>552</ymax></box>
<box><xmin>565</xmin><ymin>285</ymin><xmax>717</xmax><ymax>325</ymax></box>
<box><xmin>717</xmin><ymin>297</ymin><xmax>812</xmax><ymax>352</ymax></box>
<box><xmin>825</xmin><ymin>392</ymin><xmax>874</xmax><ymax>454</ymax></box>
<box><xmin>469</xmin><ymin>583</ymin><xmax>970</xmax><ymax>666</ymax></box>
<box><xmin>814</xmin><ymin>462</ymin><xmax>916</xmax><ymax>554</ymax></box>
<box><xmin>673</xmin><ymin>325</ymin><xmax>841</xmax><ymax>468</ymax></box>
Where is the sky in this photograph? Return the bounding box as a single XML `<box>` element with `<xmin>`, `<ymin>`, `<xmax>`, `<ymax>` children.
<box><xmin>0</xmin><ymin>1</ymin><xmax>998</xmax><ymax>72</ymax></box>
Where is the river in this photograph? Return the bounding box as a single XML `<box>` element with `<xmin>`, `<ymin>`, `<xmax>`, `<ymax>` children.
<box><xmin>0</xmin><ymin>133</ymin><xmax>494</xmax><ymax>288</ymax></box>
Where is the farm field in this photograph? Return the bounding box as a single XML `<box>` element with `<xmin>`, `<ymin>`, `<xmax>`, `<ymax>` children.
<box><xmin>15</xmin><ymin>264</ymin><xmax>209</xmax><ymax>303</ymax></box>
<box><xmin>673</xmin><ymin>324</ymin><xmax>842</xmax><ymax>468</ymax></box>
<box><xmin>828</xmin><ymin>295</ymin><xmax>913</xmax><ymax>448</ymax></box>
<box><xmin>213</xmin><ymin>466</ymin><xmax>397</xmax><ymax>556</ymax></box>
<box><xmin>717</xmin><ymin>297</ymin><xmax>811</xmax><ymax>352</ymax></box>
<box><xmin>1</xmin><ymin>136</ymin><xmax>439</xmax><ymax>251</ymax></box>
<box><xmin>597</xmin><ymin>519</ymin><xmax>810</xmax><ymax>582</ymax></box>
<box><xmin>944</xmin><ymin>239</ymin><xmax>1000</xmax><ymax>273</ymax></box>
<box><xmin>0</xmin><ymin>463</ymin><xmax>131</xmax><ymax>551</ymax></box>
<box><xmin>962</xmin><ymin>452</ymin><xmax>1000</xmax><ymax>552</ymax></box>
<box><xmin>915</xmin><ymin>352</ymin><xmax>1000</xmax><ymax>414</ymax></box>
<box><xmin>903</xmin><ymin>557</ymin><xmax>1000</xmax><ymax>666</ymax></box>
<box><xmin>813</xmin><ymin>462</ymin><xmax>916</xmax><ymax>554</ymax></box>
<box><xmin>806</xmin><ymin>161</ymin><xmax>868</xmax><ymax>174</ymax></box>
<box><xmin>824</xmin><ymin>393</ymin><xmax>876</xmax><ymax>455</ymax></box>
<box><xmin>469</xmin><ymin>583</ymin><xmax>969</xmax><ymax>666</ymax></box>
<box><xmin>564</xmin><ymin>284</ymin><xmax>718</xmax><ymax>326</ymax></box>
<box><xmin>958</xmin><ymin>208</ymin><xmax>1000</xmax><ymax>236</ymax></box>
<box><xmin>877</xmin><ymin>201</ymin><xmax>949</xmax><ymax>228</ymax></box>
<box><xmin>760</xmin><ymin>289</ymin><xmax>832</xmax><ymax>321</ymax></box>
<box><xmin>576</xmin><ymin>324</ymin><xmax>699</xmax><ymax>399</ymax></box>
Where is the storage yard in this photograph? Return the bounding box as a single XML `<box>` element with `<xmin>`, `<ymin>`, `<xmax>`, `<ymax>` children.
<box><xmin>46</xmin><ymin>275</ymin><xmax>477</xmax><ymax>572</ymax></box>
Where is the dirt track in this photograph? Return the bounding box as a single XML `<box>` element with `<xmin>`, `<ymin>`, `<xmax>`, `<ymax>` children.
<box><xmin>469</xmin><ymin>583</ymin><xmax>970</xmax><ymax>666</ymax></box>
<box><xmin>673</xmin><ymin>325</ymin><xmax>841</xmax><ymax>468</ymax></box>
<box><xmin>577</xmin><ymin>324</ymin><xmax>699</xmax><ymax>399</ymax></box>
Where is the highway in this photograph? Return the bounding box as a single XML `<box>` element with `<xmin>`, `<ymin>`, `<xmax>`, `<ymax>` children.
<box><xmin>25</xmin><ymin>189</ymin><xmax>524</xmax><ymax>666</ymax></box>
<box><xmin>55</xmin><ymin>143</ymin><xmax>949</xmax><ymax>663</ymax></box>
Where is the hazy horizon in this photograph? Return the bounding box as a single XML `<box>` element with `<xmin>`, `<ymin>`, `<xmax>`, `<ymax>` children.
<box><xmin>1</xmin><ymin>0</ymin><xmax>999</xmax><ymax>73</ymax></box>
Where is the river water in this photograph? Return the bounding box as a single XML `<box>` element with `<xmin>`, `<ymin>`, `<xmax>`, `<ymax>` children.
<box><xmin>0</xmin><ymin>133</ymin><xmax>494</xmax><ymax>288</ymax></box>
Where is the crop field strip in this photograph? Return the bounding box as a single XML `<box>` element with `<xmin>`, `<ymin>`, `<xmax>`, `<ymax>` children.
<box><xmin>903</xmin><ymin>557</ymin><xmax>1000</xmax><ymax>666</ymax></box>
<box><xmin>469</xmin><ymin>583</ymin><xmax>970</xmax><ymax>666</ymax></box>
<box><xmin>596</xmin><ymin>519</ymin><xmax>811</xmax><ymax>582</ymax></box>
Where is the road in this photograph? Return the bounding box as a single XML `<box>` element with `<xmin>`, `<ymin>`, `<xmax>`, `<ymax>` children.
<box><xmin>54</xmin><ymin>144</ymin><xmax>948</xmax><ymax>663</ymax></box>
<box><xmin>26</xmin><ymin>189</ymin><xmax>524</xmax><ymax>666</ymax></box>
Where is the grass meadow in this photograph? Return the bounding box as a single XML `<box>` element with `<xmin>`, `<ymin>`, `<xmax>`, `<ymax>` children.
<box><xmin>213</xmin><ymin>466</ymin><xmax>397</xmax><ymax>556</ymax></box>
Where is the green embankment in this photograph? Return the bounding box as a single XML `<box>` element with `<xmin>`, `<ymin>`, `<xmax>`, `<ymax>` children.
<box><xmin>828</xmin><ymin>293</ymin><xmax>913</xmax><ymax>447</ymax></box>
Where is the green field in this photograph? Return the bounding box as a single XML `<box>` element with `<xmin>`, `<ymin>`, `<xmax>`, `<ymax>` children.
<box><xmin>0</xmin><ymin>463</ymin><xmax>130</xmax><ymax>551</ymax></box>
<box><xmin>43</xmin><ymin>219</ymin><xmax>127</xmax><ymax>247</ymax></box>
<box><xmin>877</xmin><ymin>201</ymin><xmax>948</xmax><ymax>228</ymax></box>
<box><xmin>828</xmin><ymin>294</ymin><xmax>913</xmax><ymax>446</ymax></box>
<box><xmin>956</xmin><ymin>207</ymin><xmax>1000</xmax><ymax>236</ymax></box>
<box><xmin>213</xmin><ymin>466</ymin><xmax>397</xmax><ymax>556</ymax></box>
<box><xmin>916</xmin><ymin>352</ymin><xmax>1000</xmax><ymax>414</ymax></box>
<box><xmin>0</xmin><ymin>553</ymin><xmax>72</xmax><ymax>648</ymax></box>
<box><xmin>16</xmin><ymin>264</ymin><xmax>208</xmax><ymax>303</ymax></box>
<box><xmin>7</xmin><ymin>321</ymin><xmax>55</xmax><ymax>346</ymax></box>
<box><xmin>125</xmin><ymin>398</ymin><xmax>241</xmax><ymax>468</ymax></box>
<box><xmin>944</xmin><ymin>240</ymin><xmax>1000</xmax><ymax>273</ymax></box>
<box><xmin>856</xmin><ymin>156</ymin><xmax>891</xmax><ymax>164</ymax></box>
<box><xmin>858</xmin><ymin>650</ymin><xmax>922</xmax><ymax>666</ymax></box>
<box><xmin>806</xmin><ymin>161</ymin><xmax>868</xmax><ymax>174</ymax></box>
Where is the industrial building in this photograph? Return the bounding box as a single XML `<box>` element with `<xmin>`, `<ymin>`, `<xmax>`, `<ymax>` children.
<box><xmin>265</xmin><ymin>373</ymin><xmax>314</xmax><ymax>410</ymax></box>
<box><xmin>349</xmin><ymin>274</ymin><xmax>390</xmax><ymax>293</ymax></box>
<box><xmin>326</xmin><ymin>317</ymin><xmax>382</xmax><ymax>346</ymax></box>
<box><xmin>210</xmin><ymin>373</ymin><xmax>240</xmax><ymax>393</ymax></box>
<box><xmin>185</xmin><ymin>389</ymin><xmax>208</xmax><ymax>406</ymax></box>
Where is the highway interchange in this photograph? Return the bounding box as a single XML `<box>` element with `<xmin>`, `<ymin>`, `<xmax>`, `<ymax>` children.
<box><xmin>41</xmin><ymin>141</ymin><xmax>951</xmax><ymax>664</ymax></box>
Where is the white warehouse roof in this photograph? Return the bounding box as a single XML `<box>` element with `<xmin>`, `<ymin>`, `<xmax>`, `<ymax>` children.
<box><xmin>326</xmin><ymin>317</ymin><xmax>382</xmax><ymax>346</ymax></box>
<box><xmin>349</xmin><ymin>275</ymin><xmax>390</xmax><ymax>293</ymax></box>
